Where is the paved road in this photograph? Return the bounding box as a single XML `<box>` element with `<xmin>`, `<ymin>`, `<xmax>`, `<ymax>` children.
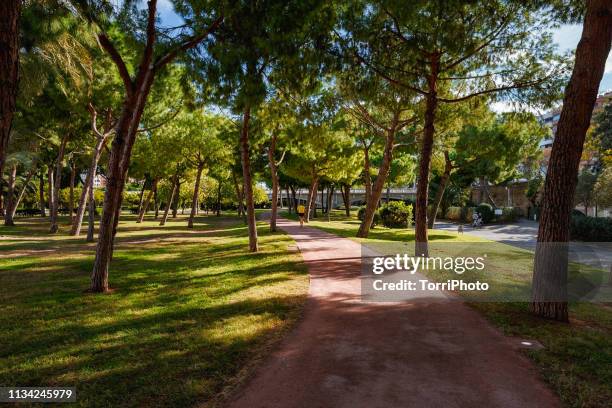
<box><xmin>228</xmin><ymin>217</ymin><xmax>559</xmax><ymax>408</ymax></box>
<box><xmin>435</xmin><ymin>219</ymin><xmax>611</xmax><ymax>269</ymax></box>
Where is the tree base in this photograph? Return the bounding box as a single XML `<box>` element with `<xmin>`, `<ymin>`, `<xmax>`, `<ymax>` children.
<box><xmin>530</xmin><ymin>302</ymin><xmax>569</xmax><ymax>322</ymax></box>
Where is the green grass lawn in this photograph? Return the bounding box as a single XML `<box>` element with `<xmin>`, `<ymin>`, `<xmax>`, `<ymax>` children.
<box><xmin>285</xmin><ymin>209</ymin><xmax>611</xmax><ymax>408</ymax></box>
<box><xmin>0</xmin><ymin>213</ymin><xmax>308</xmax><ymax>407</ymax></box>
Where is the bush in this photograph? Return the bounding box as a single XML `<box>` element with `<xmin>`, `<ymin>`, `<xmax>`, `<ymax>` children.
<box><xmin>497</xmin><ymin>207</ymin><xmax>521</xmax><ymax>222</ymax></box>
<box><xmin>445</xmin><ymin>206</ymin><xmax>462</xmax><ymax>221</ymax></box>
<box><xmin>570</xmin><ymin>216</ymin><xmax>612</xmax><ymax>242</ymax></box>
<box><xmin>445</xmin><ymin>206</ymin><xmax>476</xmax><ymax>223</ymax></box>
<box><xmin>476</xmin><ymin>203</ymin><xmax>494</xmax><ymax>223</ymax></box>
<box><xmin>380</xmin><ymin>201</ymin><xmax>413</xmax><ymax>228</ymax></box>
<box><xmin>357</xmin><ymin>206</ymin><xmax>381</xmax><ymax>227</ymax></box>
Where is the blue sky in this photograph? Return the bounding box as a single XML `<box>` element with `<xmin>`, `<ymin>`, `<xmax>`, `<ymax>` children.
<box><xmin>157</xmin><ymin>3</ymin><xmax>612</xmax><ymax>94</ymax></box>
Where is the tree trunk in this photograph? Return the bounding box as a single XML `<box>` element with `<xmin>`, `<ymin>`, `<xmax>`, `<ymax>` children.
<box><xmin>268</xmin><ymin>134</ymin><xmax>279</xmax><ymax>232</ymax></box>
<box><xmin>49</xmin><ymin>134</ymin><xmax>68</xmax><ymax>233</ymax></box>
<box><xmin>6</xmin><ymin>163</ymin><xmax>35</xmax><ymax>223</ymax></box>
<box><xmin>91</xmin><ymin>72</ymin><xmax>155</xmax><ymax>292</ymax></box>
<box><xmin>327</xmin><ymin>185</ymin><xmax>334</xmax><ymax>222</ymax></box>
<box><xmin>216</xmin><ymin>179</ymin><xmax>221</xmax><ymax>216</ymax></box>
<box><xmin>154</xmin><ymin>187</ymin><xmax>159</xmax><ymax>219</ymax></box>
<box><xmin>47</xmin><ymin>166</ymin><xmax>53</xmax><ymax>217</ymax></box>
<box><xmin>3</xmin><ymin>163</ymin><xmax>16</xmax><ymax>226</ymax></box>
<box><xmin>531</xmin><ymin>0</ymin><xmax>611</xmax><ymax>322</ymax></box>
<box><xmin>172</xmin><ymin>181</ymin><xmax>180</xmax><ymax>218</ymax></box>
<box><xmin>0</xmin><ymin>0</ymin><xmax>21</xmax><ymax>184</ymax></box>
<box><xmin>160</xmin><ymin>175</ymin><xmax>177</xmax><ymax>226</ymax></box>
<box><xmin>232</xmin><ymin>170</ymin><xmax>244</xmax><ymax>217</ymax></box>
<box><xmin>415</xmin><ymin>61</ymin><xmax>439</xmax><ymax>257</ymax></box>
<box><xmin>290</xmin><ymin>185</ymin><xmax>298</xmax><ymax>213</ymax></box>
<box><xmin>363</xmin><ymin>146</ymin><xmax>372</xmax><ymax>206</ymax></box>
<box><xmin>427</xmin><ymin>151</ymin><xmax>452</xmax><ymax>229</ymax></box>
<box><xmin>72</xmin><ymin>138</ymin><xmax>106</xmax><ymax>235</ymax></box>
<box><xmin>286</xmin><ymin>186</ymin><xmax>292</xmax><ymax>214</ymax></box>
<box><xmin>137</xmin><ymin>177</ymin><xmax>158</xmax><ymax>223</ymax></box>
<box><xmin>87</xmin><ymin>170</ymin><xmax>95</xmax><ymax>242</ymax></box>
<box><xmin>305</xmin><ymin>176</ymin><xmax>319</xmax><ymax>222</ymax></box>
<box><xmin>69</xmin><ymin>160</ymin><xmax>76</xmax><ymax>223</ymax></box>
<box><xmin>342</xmin><ymin>184</ymin><xmax>351</xmax><ymax>216</ymax></box>
<box><xmin>188</xmin><ymin>162</ymin><xmax>204</xmax><ymax>228</ymax></box>
<box><xmin>137</xmin><ymin>180</ymin><xmax>146</xmax><ymax>214</ymax></box>
<box><xmin>240</xmin><ymin>106</ymin><xmax>258</xmax><ymax>251</ymax></box>
<box><xmin>39</xmin><ymin>168</ymin><xmax>45</xmax><ymax>217</ymax></box>
<box><xmin>358</xmin><ymin>127</ymin><xmax>396</xmax><ymax>237</ymax></box>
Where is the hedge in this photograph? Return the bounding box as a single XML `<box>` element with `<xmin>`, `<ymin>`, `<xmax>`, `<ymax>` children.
<box><xmin>570</xmin><ymin>216</ymin><xmax>612</xmax><ymax>242</ymax></box>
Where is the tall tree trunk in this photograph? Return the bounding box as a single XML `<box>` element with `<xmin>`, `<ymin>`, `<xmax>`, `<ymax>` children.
<box><xmin>47</xmin><ymin>166</ymin><xmax>53</xmax><ymax>218</ymax></box>
<box><xmin>91</xmin><ymin>70</ymin><xmax>155</xmax><ymax>292</ymax></box>
<box><xmin>363</xmin><ymin>146</ymin><xmax>372</xmax><ymax>206</ymax></box>
<box><xmin>69</xmin><ymin>160</ymin><xmax>76</xmax><ymax>223</ymax></box>
<box><xmin>71</xmin><ymin>137</ymin><xmax>107</xmax><ymax>235</ymax></box>
<box><xmin>358</xmin><ymin>127</ymin><xmax>396</xmax><ymax>237</ymax></box>
<box><xmin>49</xmin><ymin>134</ymin><xmax>68</xmax><ymax>233</ymax></box>
<box><xmin>290</xmin><ymin>185</ymin><xmax>297</xmax><ymax>213</ymax></box>
<box><xmin>6</xmin><ymin>163</ymin><xmax>35</xmax><ymax>223</ymax></box>
<box><xmin>327</xmin><ymin>185</ymin><xmax>334</xmax><ymax>221</ymax></box>
<box><xmin>86</xmin><ymin>170</ymin><xmax>95</xmax><ymax>242</ymax></box>
<box><xmin>172</xmin><ymin>181</ymin><xmax>180</xmax><ymax>218</ymax></box>
<box><xmin>240</xmin><ymin>106</ymin><xmax>258</xmax><ymax>251</ymax></box>
<box><xmin>39</xmin><ymin>168</ymin><xmax>45</xmax><ymax>217</ymax></box>
<box><xmin>342</xmin><ymin>183</ymin><xmax>351</xmax><ymax>216</ymax></box>
<box><xmin>0</xmin><ymin>0</ymin><xmax>21</xmax><ymax>183</ymax></box>
<box><xmin>3</xmin><ymin>163</ymin><xmax>16</xmax><ymax>226</ymax></box>
<box><xmin>160</xmin><ymin>175</ymin><xmax>177</xmax><ymax>226</ymax></box>
<box><xmin>286</xmin><ymin>186</ymin><xmax>292</xmax><ymax>214</ymax></box>
<box><xmin>305</xmin><ymin>175</ymin><xmax>319</xmax><ymax>222</ymax></box>
<box><xmin>154</xmin><ymin>187</ymin><xmax>159</xmax><ymax>219</ymax></box>
<box><xmin>268</xmin><ymin>133</ymin><xmax>279</xmax><ymax>232</ymax></box>
<box><xmin>137</xmin><ymin>177</ymin><xmax>158</xmax><ymax>223</ymax></box>
<box><xmin>216</xmin><ymin>179</ymin><xmax>221</xmax><ymax>216</ymax></box>
<box><xmin>232</xmin><ymin>170</ymin><xmax>244</xmax><ymax>217</ymax></box>
<box><xmin>415</xmin><ymin>60</ymin><xmax>439</xmax><ymax>257</ymax></box>
<box><xmin>137</xmin><ymin>180</ymin><xmax>146</xmax><ymax>214</ymax></box>
<box><xmin>531</xmin><ymin>0</ymin><xmax>612</xmax><ymax>322</ymax></box>
<box><xmin>428</xmin><ymin>151</ymin><xmax>453</xmax><ymax>229</ymax></box>
<box><xmin>188</xmin><ymin>162</ymin><xmax>204</xmax><ymax>228</ymax></box>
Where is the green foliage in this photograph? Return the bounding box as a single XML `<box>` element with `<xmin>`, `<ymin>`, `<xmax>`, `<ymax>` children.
<box><xmin>574</xmin><ymin>169</ymin><xmax>598</xmax><ymax>210</ymax></box>
<box><xmin>357</xmin><ymin>207</ymin><xmax>380</xmax><ymax>227</ymax></box>
<box><xmin>570</xmin><ymin>216</ymin><xmax>612</xmax><ymax>242</ymax></box>
<box><xmin>476</xmin><ymin>203</ymin><xmax>494</xmax><ymax>224</ymax></box>
<box><xmin>379</xmin><ymin>201</ymin><xmax>413</xmax><ymax>228</ymax></box>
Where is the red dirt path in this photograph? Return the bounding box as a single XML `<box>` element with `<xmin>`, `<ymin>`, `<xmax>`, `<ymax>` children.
<box><xmin>228</xmin><ymin>218</ymin><xmax>560</xmax><ymax>408</ymax></box>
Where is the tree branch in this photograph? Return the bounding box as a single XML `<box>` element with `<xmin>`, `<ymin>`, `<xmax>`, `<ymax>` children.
<box><xmin>97</xmin><ymin>33</ymin><xmax>134</xmax><ymax>96</ymax></box>
<box><xmin>154</xmin><ymin>15</ymin><xmax>224</xmax><ymax>71</ymax></box>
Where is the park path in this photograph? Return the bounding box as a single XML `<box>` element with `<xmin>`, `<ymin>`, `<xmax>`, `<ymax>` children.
<box><xmin>227</xmin><ymin>218</ymin><xmax>560</xmax><ymax>408</ymax></box>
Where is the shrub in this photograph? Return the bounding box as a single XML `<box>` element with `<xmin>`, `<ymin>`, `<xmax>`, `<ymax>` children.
<box><xmin>476</xmin><ymin>203</ymin><xmax>494</xmax><ymax>223</ymax></box>
<box><xmin>464</xmin><ymin>207</ymin><xmax>476</xmax><ymax>223</ymax></box>
<box><xmin>445</xmin><ymin>206</ymin><xmax>462</xmax><ymax>221</ymax></box>
<box><xmin>357</xmin><ymin>206</ymin><xmax>381</xmax><ymax>227</ymax></box>
<box><xmin>570</xmin><ymin>216</ymin><xmax>612</xmax><ymax>242</ymax></box>
<box><xmin>380</xmin><ymin>201</ymin><xmax>413</xmax><ymax>228</ymax></box>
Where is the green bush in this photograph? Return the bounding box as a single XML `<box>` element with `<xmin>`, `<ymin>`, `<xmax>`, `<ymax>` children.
<box><xmin>380</xmin><ymin>201</ymin><xmax>413</xmax><ymax>228</ymax></box>
<box><xmin>570</xmin><ymin>216</ymin><xmax>612</xmax><ymax>242</ymax></box>
<box><xmin>497</xmin><ymin>207</ymin><xmax>521</xmax><ymax>222</ymax></box>
<box><xmin>476</xmin><ymin>203</ymin><xmax>494</xmax><ymax>223</ymax></box>
<box><xmin>357</xmin><ymin>206</ymin><xmax>381</xmax><ymax>227</ymax></box>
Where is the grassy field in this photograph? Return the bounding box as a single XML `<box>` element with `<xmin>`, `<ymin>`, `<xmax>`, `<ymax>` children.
<box><xmin>0</xmin><ymin>213</ymin><xmax>308</xmax><ymax>407</ymax></box>
<box><xmin>285</xmin><ymin>210</ymin><xmax>611</xmax><ymax>408</ymax></box>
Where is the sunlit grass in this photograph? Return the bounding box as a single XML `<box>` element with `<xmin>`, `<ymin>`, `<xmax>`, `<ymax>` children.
<box><xmin>0</xmin><ymin>213</ymin><xmax>308</xmax><ymax>407</ymax></box>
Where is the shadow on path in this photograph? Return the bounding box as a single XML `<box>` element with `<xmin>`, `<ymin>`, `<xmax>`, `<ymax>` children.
<box><xmin>228</xmin><ymin>218</ymin><xmax>560</xmax><ymax>408</ymax></box>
